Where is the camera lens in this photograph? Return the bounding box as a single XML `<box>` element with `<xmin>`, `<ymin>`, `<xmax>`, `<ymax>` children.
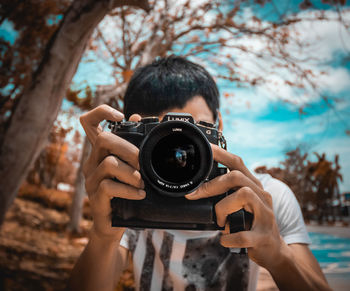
<box><xmin>152</xmin><ymin>133</ymin><xmax>200</xmax><ymax>183</ymax></box>
<box><xmin>139</xmin><ymin>119</ymin><xmax>213</xmax><ymax>197</ymax></box>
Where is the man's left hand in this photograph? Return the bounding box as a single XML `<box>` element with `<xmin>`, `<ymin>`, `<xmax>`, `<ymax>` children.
<box><xmin>185</xmin><ymin>144</ymin><xmax>288</xmax><ymax>270</ymax></box>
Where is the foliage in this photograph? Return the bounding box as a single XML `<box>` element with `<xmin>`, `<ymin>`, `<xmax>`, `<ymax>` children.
<box><xmin>255</xmin><ymin>146</ymin><xmax>343</xmax><ymax>223</ymax></box>
<box><xmin>66</xmin><ymin>85</ymin><xmax>94</xmax><ymax>110</ymax></box>
<box><xmin>0</xmin><ymin>0</ymin><xmax>70</xmax><ymax>136</ymax></box>
<box><xmin>26</xmin><ymin>110</ymin><xmax>81</xmax><ymax>189</ymax></box>
<box><xmin>2</xmin><ymin>0</ymin><xmax>347</xmax><ymax>116</ymax></box>
<box><xmin>1</xmin><ymin>0</ymin><xmax>348</xmax><ymax>133</ymax></box>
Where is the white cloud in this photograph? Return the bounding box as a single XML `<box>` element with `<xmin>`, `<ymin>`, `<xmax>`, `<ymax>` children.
<box><xmin>224</xmin><ymin>118</ymin><xmax>317</xmax><ymax>151</ymax></box>
<box><xmin>219</xmin><ymin>8</ymin><xmax>350</xmax><ymax>111</ymax></box>
<box><xmin>317</xmin><ymin>67</ymin><xmax>350</xmax><ymax>94</ymax></box>
<box><xmin>292</xmin><ymin>10</ymin><xmax>350</xmax><ymax>60</ymax></box>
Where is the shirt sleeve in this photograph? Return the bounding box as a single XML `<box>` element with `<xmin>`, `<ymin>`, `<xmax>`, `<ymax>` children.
<box><xmin>260</xmin><ymin>174</ymin><xmax>311</xmax><ymax>245</ymax></box>
<box><xmin>120</xmin><ymin>231</ymin><xmax>130</xmax><ymax>249</ymax></box>
<box><xmin>120</xmin><ymin>228</ymin><xmax>141</xmax><ymax>252</ymax></box>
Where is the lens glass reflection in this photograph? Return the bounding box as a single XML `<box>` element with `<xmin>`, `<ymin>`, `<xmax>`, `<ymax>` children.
<box><xmin>151</xmin><ymin>133</ymin><xmax>200</xmax><ymax>183</ymax></box>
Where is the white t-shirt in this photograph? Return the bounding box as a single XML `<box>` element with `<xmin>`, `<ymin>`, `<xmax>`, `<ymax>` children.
<box><xmin>120</xmin><ymin>173</ymin><xmax>311</xmax><ymax>291</ymax></box>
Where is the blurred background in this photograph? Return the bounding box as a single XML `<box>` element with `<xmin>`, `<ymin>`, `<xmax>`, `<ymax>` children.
<box><xmin>0</xmin><ymin>0</ymin><xmax>350</xmax><ymax>290</ymax></box>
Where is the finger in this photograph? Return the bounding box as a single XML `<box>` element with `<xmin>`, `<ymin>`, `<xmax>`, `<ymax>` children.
<box><xmin>129</xmin><ymin>114</ymin><xmax>142</xmax><ymax>122</ymax></box>
<box><xmin>185</xmin><ymin>170</ymin><xmax>262</xmax><ymax>200</ymax></box>
<box><xmin>80</xmin><ymin>104</ymin><xmax>124</xmax><ymax>144</ymax></box>
<box><xmin>90</xmin><ymin>179</ymin><xmax>146</xmax><ymax>216</ymax></box>
<box><xmin>214</xmin><ymin>187</ymin><xmax>264</xmax><ymax>227</ymax></box>
<box><xmin>95</xmin><ymin>179</ymin><xmax>146</xmax><ymax>202</ymax></box>
<box><xmin>211</xmin><ymin>144</ymin><xmax>262</xmax><ymax>188</ymax></box>
<box><xmin>90</xmin><ymin>131</ymin><xmax>140</xmax><ymax>171</ymax></box>
<box><xmin>86</xmin><ymin>155</ymin><xmax>144</xmax><ymax>194</ymax></box>
<box><xmin>220</xmin><ymin>231</ymin><xmax>256</xmax><ymax>248</ymax></box>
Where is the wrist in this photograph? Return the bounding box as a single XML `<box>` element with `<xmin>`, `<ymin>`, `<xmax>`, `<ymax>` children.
<box><xmin>266</xmin><ymin>238</ymin><xmax>294</xmax><ymax>275</ymax></box>
<box><xmin>89</xmin><ymin>224</ymin><xmax>126</xmax><ymax>246</ymax></box>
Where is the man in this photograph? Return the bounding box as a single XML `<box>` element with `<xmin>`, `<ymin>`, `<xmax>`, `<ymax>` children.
<box><xmin>69</xmin><ymin>56</ymin><xmax>330</xmax><ymax>291</ymax></box>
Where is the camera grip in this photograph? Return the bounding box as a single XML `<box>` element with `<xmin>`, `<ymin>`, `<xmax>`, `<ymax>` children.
<box><xmin>226</xmin><ymin>209</ymin><xmax>253</xmax><ymax>254</ymax></box>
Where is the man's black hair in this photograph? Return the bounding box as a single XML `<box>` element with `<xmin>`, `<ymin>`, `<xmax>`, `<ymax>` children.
<box><xmin>123</xmin><ymin>56</ymin><xmax>220</xmax><ymax>120</ymax></box>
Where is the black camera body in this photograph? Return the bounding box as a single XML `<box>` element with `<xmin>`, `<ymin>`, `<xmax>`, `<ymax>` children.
<box><xmin>108</xmin><ymin>113</ymin><xmax>252</xmax><ymax>233</ymax></box>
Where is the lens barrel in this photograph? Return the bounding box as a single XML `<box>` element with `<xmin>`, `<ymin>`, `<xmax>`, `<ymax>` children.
<box><xmin>139</xmin><ymin>120</ymin><xmax>212</xmax><ymax>197</ymax></box>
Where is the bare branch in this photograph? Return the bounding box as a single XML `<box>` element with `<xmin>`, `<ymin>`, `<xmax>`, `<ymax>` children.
<box><xmin>96</xmin><ymin>27</ymin><xmax>125</xmax><ymax>70</ymax></box>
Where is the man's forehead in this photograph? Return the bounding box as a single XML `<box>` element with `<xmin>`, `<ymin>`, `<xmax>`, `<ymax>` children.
<box><xmin>158</xmin><ymin>96</ymin><xmax>215</xmax><ymax>123</ymax></box>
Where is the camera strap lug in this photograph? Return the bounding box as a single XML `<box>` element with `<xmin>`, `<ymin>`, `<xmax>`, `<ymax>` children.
<box><xmin>218</xmin><ymin>132</ymin><xmax>227</xmax><ymax>150</ymax></box>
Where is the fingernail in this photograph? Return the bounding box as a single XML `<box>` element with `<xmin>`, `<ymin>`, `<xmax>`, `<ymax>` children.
<box><xmin>185</xmin><ymin>190</ymin><xmax>197</xmax><ymax>199</ymax></box>
<box><xmin>113</xmin><ymin>110</ymin><xmax>124</xmax><ymax>119</ymax></box>
<box><xmin>138</xmin><ymin>189</ymin><xmax>146</xmax><ymax>197</ymax></box>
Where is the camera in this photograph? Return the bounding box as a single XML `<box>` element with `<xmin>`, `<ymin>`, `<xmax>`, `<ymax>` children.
<box><xmin>108</xmin><ymin>112</ymin><xmax>252</xmax><ymax>233</ymax></box>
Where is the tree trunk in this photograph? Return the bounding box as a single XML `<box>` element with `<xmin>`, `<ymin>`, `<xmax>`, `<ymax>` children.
<box><xmin>67</xmin><ymin>137</ymin><xmax>90</xmax><ymax>233</ymax></box>
<box><xmin>0</xmin><ymin>0</ymin><xmax>151</xmax><ymax>225</ymax></box>
<box><xmin>67</xmin><ymin>84</ymin><xmax>126</xmax><ymax>232</ymax></box>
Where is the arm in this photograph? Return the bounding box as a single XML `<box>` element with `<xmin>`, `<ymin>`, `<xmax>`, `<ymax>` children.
<box><xmin>69</xmin><ymin>231</ymin><xmax>129</xmax><ymax>291</ymax></box>
<box><xmin>68</xmin><ymin>105</ymin><xmax>145</xmax><ymax>291</ymax></box>
<box><xmin>186</xmin><ymin>145</ymin><xmax>331</xmax><ymax>291</ymax></box>
<box><xmin>268</xmin><ymin>243</ymin><xmax>330</xmax><ymax>291</ymax></box>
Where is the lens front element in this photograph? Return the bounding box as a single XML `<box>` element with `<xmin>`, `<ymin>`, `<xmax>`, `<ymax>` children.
<box><xmin>139</xmin><ymin>120</ymin><xmax>212</xmax><ymax>197</ymax></box>
<box><xmin>152</xmin><ymin>134</ymin><xmax>200</xmax><ymax>183</ymax></box>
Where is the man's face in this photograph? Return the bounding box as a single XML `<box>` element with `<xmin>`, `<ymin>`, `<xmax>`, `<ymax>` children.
<box><xmin>158</xmin><ymin>95</ymin><xmax>215</xmax><ymax>124</ymax></box>
<box><xmin>129</xmin><ymin>95</ymin><xmax>221</xmax><ymax>130</ymax></box>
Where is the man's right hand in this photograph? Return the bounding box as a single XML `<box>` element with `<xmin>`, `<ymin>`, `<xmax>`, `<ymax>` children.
<box><xmin>80</xmin><ymin>104</ymin><xmax>145</xmax><ymax>241</ymax></box>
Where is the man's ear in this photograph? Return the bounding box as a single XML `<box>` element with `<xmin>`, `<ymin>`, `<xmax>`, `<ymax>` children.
<box><xmin>218</xmin><ymin>111</ymin><xmax>223</xmax><ymax>131</ymax></box>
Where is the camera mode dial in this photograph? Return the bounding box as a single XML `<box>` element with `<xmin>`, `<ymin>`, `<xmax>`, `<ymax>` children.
<box><xmin>141</xmin><ymin>117</ymin><xmax>159</xmax><ymax>124</ymax></box>
<box><xmin>120</xmin><ymin>121</ymin><xmax>138</xmax><ymax>129</ymax></box>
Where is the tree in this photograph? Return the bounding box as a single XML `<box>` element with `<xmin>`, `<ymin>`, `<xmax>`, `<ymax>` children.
<box><xmin>0</xmin><ymin>0</ymin><xmax>150</xmax><ymax>225</ymax></box>
<box><xmin>255</xmin><ymin>147</ymin><xmax>343</xmax><ymax>223</ymax></box>
<box><xmin>26</xmin><ymin>110</ymin><xmax>80</xmax><ymax>189</ymax></box>
<box><xmin>67</xmin><ymin>86</ymin><xmax>107</xmax><ymax>232</ymax></box>
<box><xmin>308</xmin><ymin>153</ymin><xmax>343</xmax><ymax>223</ymax></box>
<box><xmin>0</xmin><ymin>0</ymin><xmax>70</xmax><ymax>131</ymax></box>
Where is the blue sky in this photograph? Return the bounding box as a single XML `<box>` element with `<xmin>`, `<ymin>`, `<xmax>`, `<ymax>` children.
<box><xmin>70</xmin><ymin>1</ymin><xmax>350</xmax><ymax>192</ymax></box>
